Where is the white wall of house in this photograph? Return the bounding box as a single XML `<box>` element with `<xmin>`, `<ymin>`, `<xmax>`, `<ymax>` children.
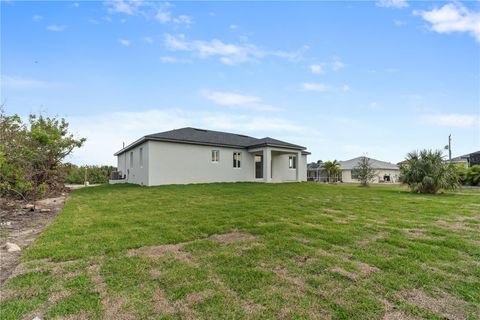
<box><xmin>116</xmin><ymin>141</ymin><xmax>308</xmax><ymax>186</ymax></box>
<box><xmin>271</xmin><ymin>153</ymin><xmax>307</xmax><ymax>182</ymax></box>
<box><xmin>341</xmin><ymin>169</ymin><xmax>400</xmax><ymax>183</ymax></box>
<box><xmin>147</xmin><ymin>141</ymin><xmax>256</xmax><ymax>185</ymax></box>
<box><xmin>117</xmin><ymin>142</ymin><xmax>149</xmax><ymax>185</ymax></box>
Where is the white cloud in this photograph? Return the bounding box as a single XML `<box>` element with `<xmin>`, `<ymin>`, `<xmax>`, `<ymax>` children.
<box><xmin>332</xmin><ymin>57</ymin><xmax>346</xmax><ymax>71</ymax></box>
<box><xmin>422</xmin><ymin>114</ymin><xmax>480</xmax><ymax>128</ymax></box>
<box><xmin>201</xmin><ymin>90</ymin><xmax>280</xmax><ymax>112</ymax></box>
<box><xmin>230</xmin><ymin>24</ymin><xmax>238</xmax><ymax>30</ymax></box>
<box><xmin>159</xmin><ymin>56</ymin><xmax>190</xmax><ymax>63</ymax></box>
<box><xmin>369</xmin><ymin>102</ymin><xmax>379</xmax><ymax>109</ymax></box>
<box><xmin>164</xmin><ymin>34</ymin><xmax>306</xmax><ymax>65</ymax></box>
<box><xmin>47</xmin><ymin>25</ymin><xmax>66</xmax><ymax>32</ymax></box>
<box><xmin>173</xmin><ymin>15</ymin><xmax>193</xmax><ymax>26</ymax></box>
<box><xmin>376</xmin><ymin>0</ymin><xmax>409</xmax><ymax>9</ymax></box>
<box><xmin>73</xmin><ymin>2</ymin><xmax>80</xmax><ymax>7</ymax></box>
<box><xmin>105</xmin><ymin>1</ymin><xmax>192</xmax><ymax>26</ymax></box>
<box><xmin>310</xmin><ymin>64</ymin><xmax>324</xmax><ymax>74</ymax></box>
<box><xmin>415</xmin><ymin>3</ymin><xmax>480</xmax><ymax>42</ymax></box>
<box><xmin>1</xmin><ymin>75</ymin><xmax>62</xmax><ymax>89</ymax></box>
<box><xmin>343</xmin><ymin>85</ymin><xmax>350</xmax><ymax>91</ymax></box>
<box><xmin>143</xmin><ymin>36</ymin><xmax>154</xmax><ymax>44</ymax></box>
<box><xmin>106</xmin><ymin>0</ymin><xmax>144</xmax><ymax>15</ymax></box>
<box><xmin>32</xmin><ymin>15</ymin><xmax>43</xmax><ymax>22</ymax></box>
<box><xmin>155</xmin><ymin>2</ymin><xmax>172</xmax><ymax>23</ymax></box>
<box><xmin>118</xmin><ymin>39</ymin><xmax>131</xmax><ymax>46</ymax></box>
<box><xmin>394</xmin><ymin>19</ymin><xmax>406</xmax><ymax>26</ymax></box>
<box><xmin>65</xmin><ymin>109</ymin><xmax>316</xmax><ymax>165</ymax></box>
<box><xmin>302</xmin><ymin>83</ymin><xmax>330</xmax><ymax>92</ymax></box>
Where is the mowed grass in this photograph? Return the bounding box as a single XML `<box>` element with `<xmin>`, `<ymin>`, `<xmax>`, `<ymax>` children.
<box><xmin>1</xmin><ymin>183</ymin><xmax>479</xmax><ymax>320</ymax></box>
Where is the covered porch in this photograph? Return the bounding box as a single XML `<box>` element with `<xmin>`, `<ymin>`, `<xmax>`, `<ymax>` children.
<box><xmin>248</xmin><ymin>147</ymin><xmax>305</xmax><ymax>183</ymax></box>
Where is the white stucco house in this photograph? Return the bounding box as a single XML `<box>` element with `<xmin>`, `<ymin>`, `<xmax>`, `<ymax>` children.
<box><xmin>112</xmin><ymin>127</ymin><xmax>310</xmax><ymax>186</ymax></box>
<box><xmin>339</xmin><ymin>156</ymin><xmax>400</xmax><ymax>183</ymax></box>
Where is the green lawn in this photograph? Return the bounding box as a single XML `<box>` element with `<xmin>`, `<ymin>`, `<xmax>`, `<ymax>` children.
<box><xmin>1</xmin><ymin>183</ymin><xmax>479</xmax><ymax>320</ymax></box>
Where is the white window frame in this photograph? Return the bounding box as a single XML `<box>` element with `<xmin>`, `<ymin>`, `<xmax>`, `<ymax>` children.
<box><xmin>211</xmin><ymin>150</ymin><xmax>219</xmax><ymax>163</ymax></box>
<box><xmin>130</xmin><ymin>151</ymin><xmax>134</xmax><ymax>168</ymax></box>
<box><xmin>233</xmin><ymin>152</ymin><xmax>241</xmax><ymax>168</ymax></box>
<box><xmin>289</xmin><ymin>155</ymin><xmax>297</xmax><ymax>169</ymax></box>
<box><xmin>139</xmin><ymin>147</ymin><xmax>143</xmax><ymax>168</ymax></box>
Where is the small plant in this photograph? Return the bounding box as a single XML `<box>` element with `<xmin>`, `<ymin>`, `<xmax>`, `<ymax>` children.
<box><xmin>400</xmin><ymin>149</ymin><xmax>459</xmax><ymax>194</ymax></box>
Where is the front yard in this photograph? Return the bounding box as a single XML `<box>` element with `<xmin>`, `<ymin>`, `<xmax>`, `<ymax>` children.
<box><xmin>1</xmin><ymin>183</ymin><xmax>479</xmax><ymax>319</ymax></box>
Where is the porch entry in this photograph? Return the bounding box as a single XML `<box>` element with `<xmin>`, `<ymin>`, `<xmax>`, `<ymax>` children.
<box><xmin>255</xmin><ymin>155</ymin><xmax>263</xmax><ymax>179</ymax></box>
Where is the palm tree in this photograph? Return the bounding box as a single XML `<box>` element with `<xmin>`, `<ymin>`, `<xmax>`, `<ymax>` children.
<box><xmin>400</xmin><ymin>149</ymin><xmax>459</xmax><ymax>194</ymax></box>
<box><xmin>322</xmin><ymin>160</ymin><xmax>340</xmax><ymax>183</ymax></box>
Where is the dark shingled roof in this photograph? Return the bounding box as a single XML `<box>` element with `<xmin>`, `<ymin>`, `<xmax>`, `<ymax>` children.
<box><xmin>114</xmin><ymin>127</ymin><xmax>306</xmax><ymax>155</ymax></box>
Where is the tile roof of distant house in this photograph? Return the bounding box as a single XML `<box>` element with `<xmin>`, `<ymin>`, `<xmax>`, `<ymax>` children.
<box><xmin>339</xmin><ymin>156</ymin><xmax>399</xmax><ymax>170</ymax></box>
<box><xmin>114</xmin><ymin>127</ymin><xmax>307</xmax><ymax>155</ymax></box>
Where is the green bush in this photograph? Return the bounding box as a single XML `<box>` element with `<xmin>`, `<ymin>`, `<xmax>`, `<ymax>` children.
<box><xmin>0</xmin><ymin>110</ymin><xmax>85</xmax><ymax>200</ymax></box>
<box><xmin>64</xmin><ymin>165</ymin><xmax>116</xmax><ymax>184</ymax></box>
<box><xmin>400</xmin><ymin>149</ymin><xmax>460</xmax><ymax>194</ymax></box>
<box><xmin>463</xmin><ymin>165</ymin><xmax>480</xmax><ymax>186</ymax></box>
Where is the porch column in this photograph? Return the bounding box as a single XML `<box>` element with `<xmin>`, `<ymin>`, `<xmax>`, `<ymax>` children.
<box><xmin>296</xmin><ymin>151</ymin><xmax>302</xmax><ymax>182</ymax></box>
<box><xmin>263</xmin><ymin>148</ymin><xmax>272</xmax><ymax>183</ymax></box>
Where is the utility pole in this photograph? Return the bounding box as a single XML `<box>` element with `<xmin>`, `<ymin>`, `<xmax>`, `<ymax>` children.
<box><xmin>445</xmin><ymin>134</ymin><xmax>452</xmax><ymax>161</ymax></box>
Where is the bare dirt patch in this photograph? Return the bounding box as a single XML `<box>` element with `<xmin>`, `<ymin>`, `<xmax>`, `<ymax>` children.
<box><xmin>272</xmin><ymin>268</ymin><xmax>306</xmax><ymax>289</ymax></box>
<box><xmin>0</xmin><ymin>194</ymin><xmax>68</xmax><ymax>284</ymax></box>
<box><xmin>87</xmin><ymin>263</ymin><xmax>137</xmax><ymax>320</ymax></box>
<box><xmin>357</xmin><ymin>231</ymin><xmax>389</xmax><ymax>246</ymax></box>
<box><xmin>403</xmin><ymin>228</ymin><xmax>429</xmax><ymax>238</ymax></box>
<box><xmin>127</xmin><ymin>243</ymin><xmax>195</xmax><ymax>263</ymax></box>
<box><xmin>54</xmin><ymin>310</ymin><xmax>91</xmax><ymax>320</ymax></box>
<box><xmin>127</xmin><ymin>231</ymin><xmax>257</xmax><ymax>263</ymax></box>
<box><xmin>208</xmin><ymin>231</ymin><xmax>257</xmax><ymax>244</ymax></box>
<box><xmin>397</xmin><ymin>288</ymin><xmax>468</xmax><ymax>320</ymax></box>
<box><xmin>153</xmin><ymin>288</ymin><xmax>176</xmax><ymax>314</ymax></box>
<box><xmin>48</xmin><ymin>290</ymin><xmax>73</xmax><ymax>304</ymax></box>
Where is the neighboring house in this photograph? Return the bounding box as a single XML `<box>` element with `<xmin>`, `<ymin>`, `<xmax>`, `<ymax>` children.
<box><xmin>307</xmin><ymin>161</ymin><xmax>329</xmax><ymax>182</ymax></box>
<box><xmin>112</xmin><ymin>127</ymin><xmax>309</xmax><ymax>186</ymax></box>
<box><xmin>450</xmin><ymin>151</ymin><xmax>480</xmax><ymax>168</ymax></box>
<box><xmin>339</xmin><ymin>156</ymin><xmax>400</xmax><ymax>183</ymax></box>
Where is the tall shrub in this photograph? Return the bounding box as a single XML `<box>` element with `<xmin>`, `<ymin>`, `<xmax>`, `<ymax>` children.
<box><xmin>400</xmin><ymin>149</ymin><xmax>459</xmax><ymax>194</ymax></box>
<box><xmin>0</xmin><ymin>110</ymin><xmax>85</xmax><ymax>200</ymax></box>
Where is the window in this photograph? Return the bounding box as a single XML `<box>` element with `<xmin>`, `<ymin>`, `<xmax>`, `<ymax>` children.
<box><xmin>211</xmin><ymin>150</ymin><xmax>219</xmax><ymax>163</ymax></box>
<box><xmin>233</xmin><ymin>152</ymin><xmax>241</xmax><ymax>168</ymax></box>
<box><xmin>289</xmin><ymin>156</ymin><xmax>297</xmax><ymax>169</ymax></box>
<box><xmin>130</xmin><ymin>151</ymin><xmax>133</xmax><ymax>168</ymax></box>
<box><xmin>139</xmin><ymin>148</ymin><xmax>143</xmax><ymax>167</ymax></box>
<box><xmin>351</xmin><ymin>169</ymin><xmax>359</xmax><ymax>180</ymax></box>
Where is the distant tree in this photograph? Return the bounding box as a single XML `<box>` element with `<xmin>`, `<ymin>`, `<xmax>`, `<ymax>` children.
<box><xmin>64</xmin><ymin>164</ymin><xmax>116</xmax><ymax>184</ymax></box>
<box><xmin>400</xmin><ymin>149</ymin><xmax>459</xmax><ymax>194</ymax></box>
<box><xmin>0</xmin><ymin>109</ymin><xmax>86</xmax><ymax>200</ymax></box>
<box><xmin>352</xmin><ymin>157</ymin><xmax>376</xmax><ymax>187</ymax></box>
<box><xmin>322</xmin><ymin>160</ymin><xmax>340</xmax><ymax>183</ymax></box>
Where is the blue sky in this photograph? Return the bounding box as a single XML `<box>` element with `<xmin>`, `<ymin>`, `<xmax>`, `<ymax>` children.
<box><xmin>1</xmin><ymin>0</ymin><xmax>479</xmax><ymax>166</ymax></box>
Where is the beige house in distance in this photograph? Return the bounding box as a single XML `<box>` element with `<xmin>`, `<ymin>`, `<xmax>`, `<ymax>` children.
<box><xmin>339</xmin><ymin>156</ymin><xmax>400</xmax><ymax>183</ymax></box>
<box><xmin>111</xmin><ymin>127</ymin><xmax>309</xmax><ymax>186</ymax></box>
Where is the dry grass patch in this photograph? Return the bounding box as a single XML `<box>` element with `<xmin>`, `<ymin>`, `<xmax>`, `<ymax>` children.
<box><xmin>127</xmin><ymin>244</ymin><xmax>195</xmax><ymax>263</ymax></box>
<box><xmin>209</xmin><ymin>231</ymin><xmax>257</xmax><ymax>244</ymax></box>
<box><xmin>397</xmin><ymin>288</ymin><xmax>468</xmax><ymax>320</ymax></box>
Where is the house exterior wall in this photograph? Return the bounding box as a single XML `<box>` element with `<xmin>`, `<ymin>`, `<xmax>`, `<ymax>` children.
<box><xmin>147</xmin><ymin>141</ymin><xmax>255</xmax><ymax>185</ymax></box>
<box><xmin>117</xmin><ymin>142</ymin><xmax>149</xmax><ymax>185</ymax></box>
<box><xmin>115</xmin><ymin>141</ymin><xmax>308</xmax><ymax>186</ymax></box>
<box><xmin>271</xmin><ymin>154</ymin><xmax>297</xmax><ymax>182</ymax></box>
<box><xmin>300</xmin><ymin>155</ymin><xmax>307</xmax><ymax>181</ymax></box>
<box><xmin>341</xmin><ymin>169</ymin><xmax>400</xmax><ymax>183</ymax></box>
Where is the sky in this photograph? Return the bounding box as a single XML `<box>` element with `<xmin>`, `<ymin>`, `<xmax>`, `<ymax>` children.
<box><xmin>1</xmin><ymin>0</ymin><xmax>479</xmax><ymax>166</ymax></box>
